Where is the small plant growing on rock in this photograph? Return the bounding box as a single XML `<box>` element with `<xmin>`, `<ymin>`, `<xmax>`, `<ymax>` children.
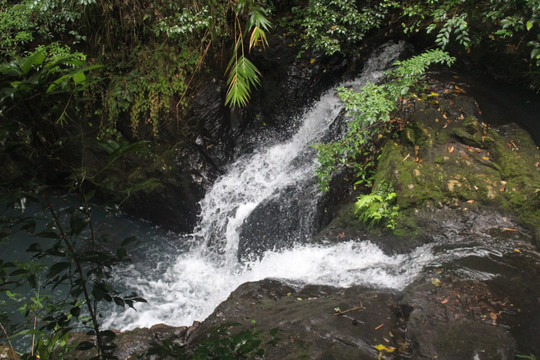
<box><xmin>314</xmin><ymin>49</ymin><xmax>455</xmax><ymax>192</ymax></box>
<box><xmin>354</xmin><ymin>183</ymin><xmax>399</xmax><ymax>229</ymax></box>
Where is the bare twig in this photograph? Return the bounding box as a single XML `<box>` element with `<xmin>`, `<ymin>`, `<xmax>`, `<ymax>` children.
<box><xmin>0</xmin><ymin>321</ymin><xmax>14</xmax><ymax>349</ymax></box>
<box><xmin>334</xmin><ymin>303</ymin><xmax>366</xmax><ymax>316</ymax></box>
<box><xmin>45</xmin><ymin>195</ymin><xmax>103</xmax><ymax>359</ymax></box>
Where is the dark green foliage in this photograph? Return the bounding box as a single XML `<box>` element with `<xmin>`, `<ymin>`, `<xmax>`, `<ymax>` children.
<box><xmin>0</xmin><ymin>0</ymin><xmax>35</xmax><ymax>59</ymax></box>
<box><xmin>101</xmin><ymin>45</ymin><xmax>200</xmax><ymax>139</ymax></box>
<box><xmin>296</xmin><ymin>0</ymin><xmax>540</xmax><ymax>88</ymax></box>
<box><xmin>147</xmin><ymin>322</ymin><xmax>279</xmax><ymax>360</ymax></box>
<box><xmin>0</xmin><ymin>48</ymin><xmax>101</xmax><ymax>185</ymax></box>
<box><xmin>0</xmin><ymin>190</ymin><xmax>147</xmax><ymax>359</ymax></box>
<box><xmin>355</xmin><ymin>183</ymin><xmax>398</xmax><ymax>229</ymax></box>
<box><xmin>0</xmin><ymin>50</ymin><xmax>152</xmax><ymax>359</ymax></box>
<box><xmin>301</xmin><ymin>0</ymin><xmax>388</xmax><ymax>55</ymax></box>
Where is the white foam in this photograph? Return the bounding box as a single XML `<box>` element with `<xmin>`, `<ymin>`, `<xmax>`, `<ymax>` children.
<box><xmin>104</xmin><ymin>240</ymin><xmax>434</xmax><ymax>330</ymax></box>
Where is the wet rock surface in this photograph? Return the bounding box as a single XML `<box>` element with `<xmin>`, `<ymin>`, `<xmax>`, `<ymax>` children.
<box><xmin>237</xmin><ymin>181</ymin><xmax>321</xmax><ymax>261</ymax></box>
<box><xmin>190</xmin><ymin>280</ymin><xmax>407</xmax><ymax>360</ymax></box>
<box><xmin>402</xmin><ymin>277</ymin><xmax>517</xmax><ymax>360</ymax></box>
<box><xmin>178</xmin><ymin>271</ymin><xmax>537</xmax><ymax>360</ymax></box>
<box><xmin>97</xmin><ymin>241</ymin><xmax>538</xmax><ymax>359</ymax></box>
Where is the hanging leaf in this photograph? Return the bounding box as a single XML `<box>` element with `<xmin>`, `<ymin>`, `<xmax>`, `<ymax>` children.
<box><xmin>248</xmin><ymin>6</ymin><xmax>271</xmax><ymax>31</ymax></box>
<box><xmin>21</xmin><ymin>50</ymin><xmax>45</xmax><ymax>75</ymax></box>
<box><xmin>225</xmin><ymin>55</ymin><xmax>261</xmax><ymax>107</ymax></box>
<box><xmin>47</xmin><ymin>262</ymin><xmax>70</xmax><ymax>279</ymax></box>
<box><xmin>75</xmin><ymin>341</ymin><xmax>95</xmax><ymax>351</ymax></box>
<box><xmin>70</xmin><ymin>213</ymin><xmax>88</xmax><ymax>237</ymax></box>
<box><xmin>73</xmin><ymin>71</ymin><xmax>86</xmax><ymax>84</ymax></box>
<box><xmin>249</xmin><ymin>26</ymin><xmax>268</xmax><ymax>50</ymax></box>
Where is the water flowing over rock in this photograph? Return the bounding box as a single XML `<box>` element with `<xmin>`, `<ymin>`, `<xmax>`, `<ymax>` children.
<box><xmin>99</xmin><ymin>45</ymin><xmax>540</xmax><ymax>360</ymax></box>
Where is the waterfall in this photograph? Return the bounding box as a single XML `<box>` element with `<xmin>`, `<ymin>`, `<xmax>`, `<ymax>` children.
<box><xmin>104</xmin><ymin>42</ymin><xmax>443</xmax><ymax>330</ymax></box>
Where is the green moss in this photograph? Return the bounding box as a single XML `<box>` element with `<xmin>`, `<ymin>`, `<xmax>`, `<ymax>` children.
<box><xmin>371</xmin><ymin>96</ymin><xmax>540</xmax><ymax>239</ymax></box>
<box><xmin>452</xmin><ymin>115</ymin><xmax>484</xmax><ymax>147</ymax></box>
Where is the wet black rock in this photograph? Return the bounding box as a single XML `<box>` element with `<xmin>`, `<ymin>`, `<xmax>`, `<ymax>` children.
<box><xmin>402</xmin><ymin>278</ymin><xmax>517</xmax><ymax>359</ymax></box>
<box><xmin>188</xmin><ymin>279</ymin><xmax>407</xmax><ymax>360</ymax></box>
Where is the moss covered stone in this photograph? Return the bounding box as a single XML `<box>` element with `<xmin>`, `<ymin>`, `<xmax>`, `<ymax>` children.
<box><xmin>373</xmin><ymin>89</ymin><xmax>540</xmax><ymax>241</ymax></box>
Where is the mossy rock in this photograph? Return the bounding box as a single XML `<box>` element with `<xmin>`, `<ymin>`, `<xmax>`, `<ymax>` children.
<box><xmin>373</xmin><ymin>95</ymin><xmax>540</xmax><ymax>243</ymax></box>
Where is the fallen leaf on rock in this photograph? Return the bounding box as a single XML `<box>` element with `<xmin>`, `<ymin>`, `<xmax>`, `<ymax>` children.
<box><xmin>490</xmin><ymin>312</ymin><xmax>497</xmax><ymax>320</ymax></box>
<box><xmin>374</xmin><ymin>344</ymin><xmax>395</xmax><ymax>353</ymax></box>
<box><xmin>454</xmin><ymin>85</ymin><xmax>466</xmax><ymax>94</ymax></box>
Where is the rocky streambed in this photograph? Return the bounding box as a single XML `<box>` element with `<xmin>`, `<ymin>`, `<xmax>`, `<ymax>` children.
<box><xmin>59</xmin><ymin>72</ymin><xmax>540</xmax><ymax>360</ymax></box>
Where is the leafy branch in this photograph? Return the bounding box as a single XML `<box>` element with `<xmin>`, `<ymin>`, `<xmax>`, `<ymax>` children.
<box><xmin>225</xmin><ymin>0</ymin><xmax>271</xmax><ymax>107</ymax></box>
<box><xmin>314</xmin><ymin>49</ymin><xmax>455</xmax><ymax>192</ymax></box>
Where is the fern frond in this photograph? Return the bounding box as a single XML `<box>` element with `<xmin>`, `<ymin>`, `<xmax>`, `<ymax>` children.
<box><xmin>249</xmin><ymin>26</ymin><xmax>268</xmax><ymax>50</ymax></box>
<box><xmin>225</xmin><ymin>55</ymin><xmax>261</xmax><ymax>107</ymax></box>
<box><xmin>248</xmin><ymin>6</ymin><xmax>272</xmax><ymax>31</ymax></box>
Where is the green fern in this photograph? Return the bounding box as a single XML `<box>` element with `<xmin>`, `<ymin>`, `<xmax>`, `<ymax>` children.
<box><xmin>314</xmin><ymin>50</ymin><xmax>455</xmax><ymax>191</ymax></box>
<box><xmin>225</xmin><ymin>55</ymin><xmax>261</xmax><ymax>107</ymax></box>
<box><xmin>225</xmin><ymin>1</ymin><xmax>271</xmax><ymax>108</ymax></box>
<box><xmin>354</xmin><ymin>185</ymin><xmax>398</xmax><ymax>229</ymax></box>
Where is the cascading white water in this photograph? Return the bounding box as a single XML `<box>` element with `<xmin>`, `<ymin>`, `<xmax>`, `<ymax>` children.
<box><xmin>194</xmin><ymin>42</ymin><xmax>406</xmax><ymax>266</ymax></box>
<box><xmin>104</xmin><ymin>41</ymin><xmax>519</xmax><ymax>331</ymax></box>
<box><xmin>104</xmin><ymin>42</ymin><xmax>425</xmax><ymax>330</ymax></box>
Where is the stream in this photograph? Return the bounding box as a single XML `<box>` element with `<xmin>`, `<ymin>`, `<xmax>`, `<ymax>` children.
<box><xmin>103</xmin><ymin>41</ymin><xmax>540</xmax><ymax>340</ymax></box>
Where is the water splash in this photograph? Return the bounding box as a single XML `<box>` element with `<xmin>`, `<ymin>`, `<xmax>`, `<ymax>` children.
<box><xmin>105</xmin><ymin>240</ymin><xmax>436</xmax><ymax>330</ymax></box>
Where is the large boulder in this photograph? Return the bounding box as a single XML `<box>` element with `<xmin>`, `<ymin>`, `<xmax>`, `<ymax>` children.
<box><xmin>317</xmin><ymin>78</ymin><xmax>540</xmax><ymax>250</ymax></box>
<box><xmin>188</xmin><ymin>279</ymin><xmax>409</xmax><ymax>360</ymax></box>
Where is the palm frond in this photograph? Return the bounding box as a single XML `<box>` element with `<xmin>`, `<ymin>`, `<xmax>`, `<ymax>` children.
<box><xmin>225</xmin><ymin>55</ymin><xmax>261</xmax><ymax>107</ymax></box>
<box><xmin>248</xmin><ymin>6</ymin><xmax>272</xmax><ymax>31</ymax></box>
<box><xmin>249</xmin><ymin>26</ymin><xmax>268</xmax><ymax>50</ymax></box>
